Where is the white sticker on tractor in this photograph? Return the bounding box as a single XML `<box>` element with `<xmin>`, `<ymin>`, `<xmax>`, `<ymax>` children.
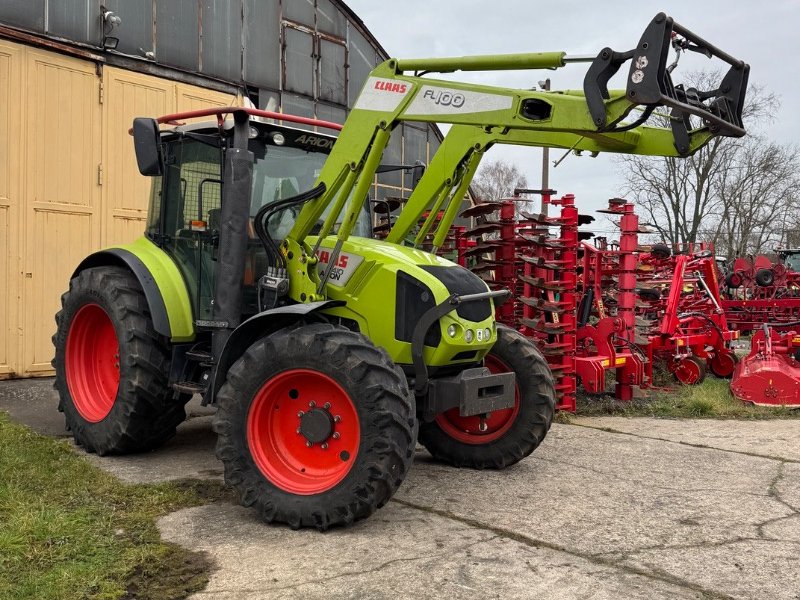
<box><xmin>317</xmin><ymin>248</ymin><xmax>364</xmax><ymax>287</ymax></box>
<box><xmin>353</xmin><ymin>76</ymin><xmax>413</xmax><ymax>112</ymax></box>
<box><xmin>404</xmin><ymin>85</ymin><xmax>513</xmax><ymax>116</ymax></box>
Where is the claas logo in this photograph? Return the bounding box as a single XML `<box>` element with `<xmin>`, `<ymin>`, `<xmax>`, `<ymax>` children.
<box><xmin>318</xmin><ymin>250</ymin><xmax>349</xmax><ymax>268</ymax></box>
<box><xmin>374</xmin><ymin>80</ymin><xmax>408</xmax><ymax>94</ymax></box>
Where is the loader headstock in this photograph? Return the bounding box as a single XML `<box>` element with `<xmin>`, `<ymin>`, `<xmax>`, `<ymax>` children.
<box><xmin>584</xmin><ymin>12</ymin><xmax>749</xmax><ymax>154</ymax></box>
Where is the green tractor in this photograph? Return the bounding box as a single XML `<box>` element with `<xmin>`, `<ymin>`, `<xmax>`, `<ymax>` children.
<box><xmin>53</xmin><ymin>14</ymin><xmax>748</xmax><ymax>529</ymax></box>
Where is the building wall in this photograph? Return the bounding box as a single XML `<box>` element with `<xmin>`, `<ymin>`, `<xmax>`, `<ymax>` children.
<box><xmin>0</xmin><ymin>0</ymin><xmax>441</xmax><ymax>198</ymax></box>
<box><xmin>0</xmin><ymin>39</ymin><xmax>232</xmax><ymax>377</ymax></box>
<box><xmin>0</xmin><ymin>0</ymin><xmax>446</xmax><ymax>378</ymax></box>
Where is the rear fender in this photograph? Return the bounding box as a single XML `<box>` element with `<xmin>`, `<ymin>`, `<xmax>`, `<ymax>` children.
<box><xmin>207</xmin><ymin>300</ymin><xmax>345</xmax><ymax>404</ymax></box>
<box><xmin>71</xmin><ymin>237</ymin><xmax>194</xmax><ymax>342</ymax></box>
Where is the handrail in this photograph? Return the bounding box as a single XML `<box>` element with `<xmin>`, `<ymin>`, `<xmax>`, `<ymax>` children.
<box><xmin>128</xmin><ymin>106</ymin><xmax>343</xmax><ymax>134</ymax></box>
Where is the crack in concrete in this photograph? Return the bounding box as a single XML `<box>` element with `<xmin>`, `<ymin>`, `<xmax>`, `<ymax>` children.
<box><xmin>595</xmin><ymin>459</ymin><xmax>800</xmax><ymax>559</ymax></box>
<box><xmin>569</xmin><ymin>422</ymin><xmax>800</xmax><ymax>464</ymax></box>
<box><xmin>391</xmin><ymin>497</ymin><xmax>736</xmax><ymax>600</ymax></box>
<box><xmin>757</xmin><ymin>462</ymin><xmax>800</xmax><ymax>540</ymax></box>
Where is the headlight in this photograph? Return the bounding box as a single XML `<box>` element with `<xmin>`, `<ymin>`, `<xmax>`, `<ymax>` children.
<box><xmin>484</xmin><ymin>328</ymin><xmax>492</xmax><ymax>341</ymax></box>
<box><xmin>464</xmin><ymin>329</ymin><xmax>474</xmax><ymax>343</ymax></box>
<box><xmin>272</xmin><ymin>132</ymin><xmax>285</xmax><ymax>145</ymax></box>
<box><xmin>447</xmin><ymin>324</ymin><xmax>457</xmax><ymax>338</ymax></box>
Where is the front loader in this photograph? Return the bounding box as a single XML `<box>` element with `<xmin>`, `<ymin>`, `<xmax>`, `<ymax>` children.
<box><xmin>53</xmin><ymin>13</ymin><xmax>748</xmax><ymax>529</ymax></box>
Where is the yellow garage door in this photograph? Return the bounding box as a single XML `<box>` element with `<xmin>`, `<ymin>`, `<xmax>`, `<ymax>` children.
<box><xmin>22</xmin><ymin>49</ymin><xmax>103</xmax><ymax>376</ymax></box>
<box><xmin>102</xmin><ymin>68</ymin><xmax>236</xmax><ymax>246</ymax></box>
<box><xmin>102</xmin><ymin>68</ymin><xmax>173</xmax><ymax>246</ymax></box>
<box><xmin>0</xmin><ymin>42</ymin><xmax>240</xmax><ymax>378</ymax></box>
<box><xmin>0</xmin><ymin>41</ymin><xmax>22</xmax><ymax>377</ymax></box>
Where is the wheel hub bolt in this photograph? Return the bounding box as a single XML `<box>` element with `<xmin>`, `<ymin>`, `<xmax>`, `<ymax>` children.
<box><xmin>334</xmin><ymin>415</ymin><xmax>341</xmax><ymax>423</ymax></box>
<box><xmin>323</xmin><ymin>402</ymin><xmax>331</xmax><ymax>409</ymax></box>
<box><xmin>309</xmin><ymin>400</ymin><xmax>316</xmax><ymax>408</ymax></box>
<box><xmin>306</xmin><ymin>441</ymin><xmax>313</xmax><ymax>448</ymax></box>
<box><xmin>321</xmin><ymin>443</ymin><xmax>329</xmax><ymax>450</ymax></box>
<box><xmin>297</xmin><ymin>411</ymin><xmax>305</xmax><ymax>418</ymax></box>
<box><xmin>332</xmin><ymin>432</ymin><xmax>340</xmax><ymax>440</ymax></box>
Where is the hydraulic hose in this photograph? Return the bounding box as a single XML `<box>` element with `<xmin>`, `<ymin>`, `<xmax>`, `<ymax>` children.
<box><xmin>253</xmin><ymin>183</ymin><xmax>327</xmax><ymax>269</ymax></box>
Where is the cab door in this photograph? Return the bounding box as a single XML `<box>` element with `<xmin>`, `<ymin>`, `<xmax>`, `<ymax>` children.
<box><xmin>159</xmin><ymin>137</ymin><xmax>223</xmax><ymax>322</ymax></box>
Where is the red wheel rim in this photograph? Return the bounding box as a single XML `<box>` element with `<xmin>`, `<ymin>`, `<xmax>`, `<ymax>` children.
<box><xmin>246</xmin><ymin>369</ymin><xmax>360</xmax><ymax>495</ymax></box>
<box><xmin>673</xmin><ymin>357</ymin><xmax>702</xmax><ymax>385</ymax></box>
<box><xmin>65</xmin><ymin>304</ymin><xmax>120</xmax><ymax>422</ymax></box>
<box><xmin>710</xmin><ymin>351</ymin><xmax>736</xmax><ymax>378</ymax></box>
<box><xmin>435</xmin><ymin>355</ymin><xmax>520</xmax><ymax>445</ymax></box>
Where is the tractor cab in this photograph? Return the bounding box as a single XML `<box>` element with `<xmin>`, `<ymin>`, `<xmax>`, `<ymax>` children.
<box><xmin>144</xmin><ymin>118</ymin><xmax>372</xmax><ymax>323</ymax></box>
<box><xmin>778</xmin><ymin>248</ymin><xmax>800</xmax><ymax>273</ymax></box>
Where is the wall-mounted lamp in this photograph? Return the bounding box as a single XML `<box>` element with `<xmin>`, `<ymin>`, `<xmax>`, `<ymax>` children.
<box><xmin>100</xmin><ymin>6</ymin><xmax>122</xmax><ymax>50</ymax></box>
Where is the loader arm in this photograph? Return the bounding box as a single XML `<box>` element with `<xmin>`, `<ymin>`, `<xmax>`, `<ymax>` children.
<box><xmin>285</xmin><ymin>12</ymin><xmax>749</xmax><ymax>303</ymax></box>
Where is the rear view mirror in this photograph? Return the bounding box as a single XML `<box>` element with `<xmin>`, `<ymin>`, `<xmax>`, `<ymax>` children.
<box><xmin>410</xmin><ymin>161</ymin><xmax>426</xmax><ymax>189</ymax></box>
<box><xmin>132</xmin><ymin>118</ymin><xmax>163</xmax><ymax>176</ymax></box>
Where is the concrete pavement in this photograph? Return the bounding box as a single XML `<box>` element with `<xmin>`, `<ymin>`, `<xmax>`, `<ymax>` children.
<box><xmin>2</xmin><ymin>378</ymin><xmax>799</xmax><ymax>599</ymax></box>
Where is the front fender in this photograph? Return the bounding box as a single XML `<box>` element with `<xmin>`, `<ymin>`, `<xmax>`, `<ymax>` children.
<box><xmin>208</xmin><ymin>300</ymin><xmax>345</xmax><ymax>404</ymax></box>
<box><xmin>72</xmin><ymin>237</ymin><xmax>194</xmax><ymax>342</ymax></box>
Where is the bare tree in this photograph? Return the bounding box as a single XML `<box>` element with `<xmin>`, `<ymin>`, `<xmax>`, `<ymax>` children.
<box><xmin>472</xmin><ymin>159</ymin><xmax>527</xmax><ymax>202</ymax></box>
<box><xmin>714</xmin><ymin>140</ymin><xmax>800</xmax><ymax>257</ymax></box>
<box><xmin>616</xmin><ymin>80</ymin><xmax>800</xmax><ymax>257</ymax></box>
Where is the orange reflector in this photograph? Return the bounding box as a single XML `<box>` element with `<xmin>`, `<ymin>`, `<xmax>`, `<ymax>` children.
<box><xmin>191</xmin><ymin>220</ymin><xmax>207</xmax><ymax>231</ymax></box>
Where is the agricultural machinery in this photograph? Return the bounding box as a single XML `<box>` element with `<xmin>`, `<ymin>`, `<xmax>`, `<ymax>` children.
<box><xmin>53</xmin><ymin>14</ymin><xmax>748</xmax><ymax>528</ymax></box>
<box><xmin>722</xmin><ymin>250</ymin><xmax>800</xmax><ymax>333</ymax></box>
<box><xmin>731</xmin><ymin>326</ymin><xmax>800</xmax><ymax>406</ymax></box>
<box><xmin>451</xmin><ymin>194</ymin><xmax>740</xmax><ymax>410</ymax></box>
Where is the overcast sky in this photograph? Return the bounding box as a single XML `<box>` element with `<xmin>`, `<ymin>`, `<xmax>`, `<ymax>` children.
<box><xmin>345</xmin><ymin>0</ymin><xmax>800</xmax><ymax>235</ymax></box>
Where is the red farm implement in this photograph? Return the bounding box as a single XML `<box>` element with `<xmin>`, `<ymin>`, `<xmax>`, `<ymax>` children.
<box><xmin>636</xmin><ymin>244</ymin><xmax>739</xmax><ymax>384</ymax></box>
<box><xmin>722</xmin><ymin>250</ymin><xmax>800</xmax><ymax>334</ymax></box>
<box><xmin>730</xmin><ymin>326</ymin><xmax>800</xmax><ymax>406</ymax></box>
<box><xmin>453</xmin><ymin>193</ymin><xmax>648</xmax><ymax>411</ymax></box>
<box><xmin>451</xmin><ymin>194</ymin><xmax>740</xmax><ymax>410</ymax></box>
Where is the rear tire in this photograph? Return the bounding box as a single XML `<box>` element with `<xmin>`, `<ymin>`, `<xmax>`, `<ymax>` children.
<box><xmin>213</xmin><ymin>323</ymin><xmax>417</xmax><ymax>530</ymax></box>
<box><xmin>418</xmin><ymin>325</ymin><xmax>555</xmax><ymax>469</ymax></box>
<box><xmin>53</xmin><ymin>266</ymin><xmax>187</xmax><ymax>455</ymax></box>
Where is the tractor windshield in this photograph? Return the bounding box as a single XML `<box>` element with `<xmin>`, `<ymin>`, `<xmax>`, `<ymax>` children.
<box><xmin>784</xmin><ymin>253</ymin><xmax>800</xmax><ymax>273</ymax></box>
<box><xmin>250</xmin><ymin>141</ymin><xmax>372</xmax><ymax>239</ymax></box>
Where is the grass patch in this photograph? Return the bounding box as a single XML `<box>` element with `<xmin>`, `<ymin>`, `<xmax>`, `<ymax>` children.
<box><xmin>0</xmin><ymin>412</ymin><xmax>224</xmax><ymax>600</ymax></box>
<box><xmin>577</xmin><ymin>376</ymin><xmax>800</xmax><ymax>419</ymax></box>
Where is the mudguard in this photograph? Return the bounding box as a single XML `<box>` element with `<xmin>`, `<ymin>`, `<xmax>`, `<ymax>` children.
<box><xmin>207</xmin><ymin>300</ymin><xmax>345</xmax><ymax>404</ymax></box>
<box><xmin>71</xmin><ymin>237</ymin><xmax>194</xmax><ymax>342</ymax></box>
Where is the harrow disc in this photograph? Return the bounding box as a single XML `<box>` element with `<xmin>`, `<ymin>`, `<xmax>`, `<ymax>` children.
<box><xmin>672</xmin><ymin>356</ymin><xmax>707</xmax><ymax>385</ymax></box>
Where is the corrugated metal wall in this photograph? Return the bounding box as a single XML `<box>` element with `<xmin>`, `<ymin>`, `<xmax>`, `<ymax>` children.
<box><xmin>0</xmin><ymin>39</ymin><xmax>232</xmax><ymax>377</ymax></box>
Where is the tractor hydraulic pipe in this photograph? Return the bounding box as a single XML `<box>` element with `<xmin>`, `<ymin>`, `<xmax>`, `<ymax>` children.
<box><xmin>432</xmin><ymin>152</ymin><xmax>483</xmax><ymax>251</ymax></box>
<box><xmin>414</xmin><ymin>181</ymin><xmax>453</xmax><ymax>248</ymax></box>
<box><xmin>312</xmin><ymin>165</ymin><xmax>358</xmax><ymax>254</ymax></box>
<box><xmin>335</xmin><ymin>127</ymin><xmax>391</xmax><ymax>243</ymax></box>
<box><xmin>394</xmin><ymin>52</ymin><xmax>567</xmax><ymax>73</ymax></box>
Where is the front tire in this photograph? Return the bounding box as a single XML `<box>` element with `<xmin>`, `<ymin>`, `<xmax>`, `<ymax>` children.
<box><xmin>418</xmin><ymin>325</ymin><xmax>555</xmax><ymax>469</ymax></box>
<box><xmin>53</xmin><ymin>266</ymin><xmax>187</xmax><ymax>455</ymax></box>
<box><xmin>213</xmin><ymin>323</ymin><xmax>417</xmax><ymax>530</ymax></box>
